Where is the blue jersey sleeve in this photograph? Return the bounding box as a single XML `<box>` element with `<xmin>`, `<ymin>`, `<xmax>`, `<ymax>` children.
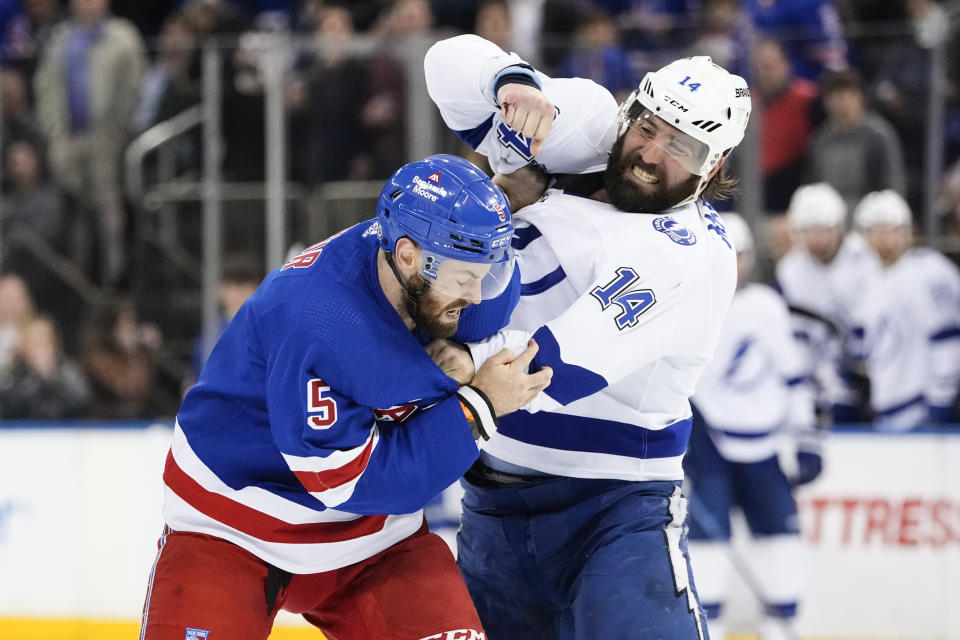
<box><xmin>262</xmin><ymin>280</ymin><xmax>481</xmax><ymax>515</ymax></box>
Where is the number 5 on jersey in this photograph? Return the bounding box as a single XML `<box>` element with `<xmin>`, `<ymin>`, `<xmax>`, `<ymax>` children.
<box><xmin>307</xmin><ymin>378</ymin><xmax>338</xmax><ymax>429</ymax></box>
<box><xmin>591</xmin><ymin>267</ymin><xmax>656</xmax><ymax>330</ymax></box>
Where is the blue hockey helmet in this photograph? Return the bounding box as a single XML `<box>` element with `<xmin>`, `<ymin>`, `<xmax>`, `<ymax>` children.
<box><xmin>377</xmin><ymin>154</ymin><xmax>515</xmax><ymax>301</ymax></box>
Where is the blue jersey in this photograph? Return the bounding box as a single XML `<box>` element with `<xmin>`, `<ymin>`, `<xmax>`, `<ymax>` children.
<box><xmin>163</xmin><ymin>220</ymin><xmax>519</xmax><ymax>573</ymax></box>
<box><xmin>743</xmin><ymin>0</ymin><xmax>847</xmax><ymax>81</ymax></box>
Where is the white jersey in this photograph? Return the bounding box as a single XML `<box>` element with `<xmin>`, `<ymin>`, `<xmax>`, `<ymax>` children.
<box><xmin>425</xmin><ymin>34</ymin><xmax>618</xmax><ymax>176</ymax></box>
<box><xmin>469</xmin><ymin>192</ymin><xmax>737</xmax><ymax>481</ymax></box>
<box><xmin>775</xmin><ymin>233</ymin><xmax>881</xmax><ymax>409</ymax></box>
<box><xmin>855</xmin><ymin>248</ymin><xmax>960</xmax><ymax>429</ymax></box>
<box><xmin>692</xmin><ymin>284</ymin><xmax>816</xmax><ymax>463</ymax></box>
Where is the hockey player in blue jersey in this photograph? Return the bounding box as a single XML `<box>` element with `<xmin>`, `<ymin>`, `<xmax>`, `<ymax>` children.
<box><xmin>425</xmin><ymin>35</ymin><xmax>751</xmax><ymax>640</ymax></box>
<box><xmin>685</xmin><ymin>213</ymin><xmax>821</xmax><ymax>640</ymax></box>
<box><xmin>139</xmin><ymin>154</ymin><xmax>553</xmax><ymax>640</ymax></box>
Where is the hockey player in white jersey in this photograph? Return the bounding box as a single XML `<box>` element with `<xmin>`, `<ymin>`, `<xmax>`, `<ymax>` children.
<box><xmin>775</xmin><ymin>182</ymin><xmax>881</xmax><ymax>423</ymax></box>
<box><xmin>852</xmin><ymin>190</ymin><xmax>960</xmax><ymax>428</ymax></box>
<box><xmin>425</xmin><ymin>34</ymin><xmax>751</xmax><ymax>639</ymax></box>
<box><xmin>685</xmin><ymin>213</ymin><xmax>821</xmax><ymax>640</ymax></box>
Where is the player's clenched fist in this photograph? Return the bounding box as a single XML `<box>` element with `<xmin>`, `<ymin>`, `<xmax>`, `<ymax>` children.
<box><xmin>425</xmin><ymin>339</ymin><xmax>476</xmax><ymax>384</ymax></box>
<box><xmin>470</xmin><ymin>339</ymin><xmax>553</xmax><ymax>416</ymax></box>
<box><xmin>496</xmin><ymin>83</ymin><xmax>555</xmax><ymax>156</ymax></box>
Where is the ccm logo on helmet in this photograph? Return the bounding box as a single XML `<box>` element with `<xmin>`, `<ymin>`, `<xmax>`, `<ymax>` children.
<box><xmin>663</xmin><ymin>94</ymin><xmax>689</xmax><ymax>112</ymax></box>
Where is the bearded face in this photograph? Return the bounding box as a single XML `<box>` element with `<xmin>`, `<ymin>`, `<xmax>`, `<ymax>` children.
<box><xmin>604</xmin><ymin>133</ymin><xmax>701</xmax><ymax>213</ymax></box>
<box><xmin>406</xmin><ymin>283</ymin><xmax>472</xmax><ymax>339</ymax></box>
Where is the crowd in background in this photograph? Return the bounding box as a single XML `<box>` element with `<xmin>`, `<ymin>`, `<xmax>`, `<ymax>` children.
<box><xmin>0</xmin><ymin>0</ymin><xmax>958</xmax><ymax>421</ymax></box>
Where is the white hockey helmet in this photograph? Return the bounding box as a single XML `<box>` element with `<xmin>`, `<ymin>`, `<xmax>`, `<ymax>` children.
<box><xmin>787</xmin><ymin>183</ymin><xmax>846</xmax><ymax>230</ymax></box>
<box><xmin>720</xmin><ymin>212</ymin><xmax>753</xmax><ymax>254</ymax></box>
<box><xmin>618</xmin><ymin>56</ymin><xmax>752</xmax><ymax>177</ymax></box>
<box><xmin>853</xmin><ymin>190</ymin><xmax>912</xmax><ymax>229</ymax></box>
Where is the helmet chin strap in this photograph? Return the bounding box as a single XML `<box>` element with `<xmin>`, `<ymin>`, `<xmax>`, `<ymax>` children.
<box><xmin>674</xmin><ymin>173</ymin><xmax>711</xmax><ymax>208</ymax></box>
<box><xmin>675</xmin><ymin>150</ymin><xmax>729</xmax><ymax>208</ymax></box>
<box><xmin>384</xmin><ymin>249</ymin><xmax>431</xmax><ymax>321</ymax></box>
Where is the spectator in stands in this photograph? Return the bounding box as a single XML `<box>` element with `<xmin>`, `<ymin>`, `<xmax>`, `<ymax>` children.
<box><xmin>0</xmin><ymin>0</ymin><xmax>23</xmax><ymax>60</ymax></box>
<box><xmin>1</xmin><ymin>0</ymin><xmax>63</xmax><ymax>70</ymax></box>
<box><xmin>687</xmin><ymin>0</ymin><xmax>754</xmax><ymax>79</ymax></box>
<box><xmin>184</xmin><ymin>254</ymin><xmax>263</xmax><ymax>392</ymax></box>
<box><xmin>750</xmin><ymin>37</ymin><xmax>818</xmax><ymax>261</ymax></box>
<box><xmin>0</xmin><ymin>67</ymin><xmax>45</xmax><ymax>159</ymax></box>
<box><xmin>776</xmin><ymin>183</ymin><xmax>881</xmax><ymax>424</ymax></box>
<box><xmin>613</xmin><ymin>0</ymin><xmax>700</xmax><ymax>72</ymax></box>
<box><xmin>33</xmin><ymin>0</ymin><xmax>147</xmax><ymax>288</ymax></box>
<box><xmin>0</xmin><ymin>315</ymin><xmax>91</xmax><ymax>419</ymax></box>
<box><xmin>361</xmin><ymin>0</ymin><xmax>436</xmax><ymax>179</ymax></box>
<box><xmin>473</xmin><ymin>0</ymin><xmax>513</xmax><ymax>53</ymax></box>
<box><xmin>852</xmin><ymin>190</ymin><xmax>960</xmax><ymax>429</ymax></box>
<box><xmin>806</xmin><ymin>69</ymin><xmax>907</xmax><ymax>214</ymax></box>
<box><xmin>289</xmin><ymin>5</ymin><xmax>370</xmax><ymax>184</ymax></box>
<box><xmin>943</xmin><ymin>158</ymin><xmax>960</xmax><ymax>238</ymax></box>
<box><xmin>0</xmin><ymin>273</ymin><xmax>36</xmax><ymax>377</ymax></box>
<box><xmin>1</xmin><ymin>139</ymin><xmax>68</xmax><ymax>251</ymax></box>
<box><xmin>753</xmin><ymin>38</ymin><xmax>818</xmax><ymax>215</ymax></box>
<box><xmin>557</xmin><ymin>8</ymin><xmax>635</xmax><ymax>101</ymax></box>
<box><xmin>80</xmin><ymin>298</ymin><xmax>163</xmax><ymax>419</ymax></box>
<box><xmin>869</xmin><ymin>0</ymin><xmax>952</xmax><ymax>211</ymax></box>
<box><xmin>132</xmin><ymin>11</ymin><xmax>199</xmax><ymax>133</ymax></box>
<box><xmin>742</xmin><ymin>0</ymin><xmax>847</xmax><ymax>81</ymax></box>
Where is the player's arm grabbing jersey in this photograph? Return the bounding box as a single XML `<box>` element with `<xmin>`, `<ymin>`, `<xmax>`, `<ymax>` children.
<box><xmin>424</xmin><ymin>34</ymin><xmax>618</xmax><ymax>176</ymax></box>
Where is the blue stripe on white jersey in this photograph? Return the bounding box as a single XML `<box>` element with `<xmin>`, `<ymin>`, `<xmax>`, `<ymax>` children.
<box><xmin>512</xmin><ymin>225</ymin><xmax>543</xmax><ymax>250</ymax></box>
<box><xmin>530</xmin><ymin>325</ymin><xmax>606</xmax><ymax>405</ymax></box>
<box><xmin>521</xmin><ymin>266</ymin><xmax>567</xmax><ymax>296</ymax></box>
<box><xmin>455</xmin><ymin>113</ymin><xmax>495</xmax><ymax>149</ymax></box>
<box><xmin>499</xmin><ymin>412</ymin><xmax>691</xmax><ymax>458</ymax></box>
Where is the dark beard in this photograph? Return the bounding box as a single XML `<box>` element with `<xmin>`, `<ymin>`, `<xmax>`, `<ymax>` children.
<box><xmin>604</xmin><ymin>134</ymin><xmax>701</xmax><ymax>212</ymax></box>
<box><xmin>406</xmin><ymin>286</ymin><xmax>469</xmax><ymax>339</ymax></box>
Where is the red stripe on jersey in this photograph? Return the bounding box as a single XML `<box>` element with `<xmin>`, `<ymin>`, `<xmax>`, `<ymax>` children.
<box><xmin>293</xmin><ymin>433</ymin><xmax>376</xmax><ymax>492</ymax></box>
<box><xmin>163</xmin><ymin>451</ymin><xmax>387</xmax><ymax>544</ymax></box>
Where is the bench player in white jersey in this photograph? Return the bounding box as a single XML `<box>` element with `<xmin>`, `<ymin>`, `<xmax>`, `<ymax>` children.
<box><xmin>851</xmin><ymin>190</ymin><xmax>960</xmax><ymax>428</ymax></box>
<box><xmin>425</xmin><ymin>34</ymin><xmax>751</xmax><ymax>639</ymax></box>
<box><xmin>775</xmin><ymin>182</ymin><xmax>881</xmax><ymax>423</ymax></box>
<box><xmin>685</xmin><ymin>213</ymin><xmax>821</xmax><ymax>640</ymax></box>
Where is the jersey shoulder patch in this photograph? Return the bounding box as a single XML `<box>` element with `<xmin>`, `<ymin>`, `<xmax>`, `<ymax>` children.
<box><xmin>652</xmin><ymin>216</ymin><xmax>697</xmax><ymax>246</ymax></box>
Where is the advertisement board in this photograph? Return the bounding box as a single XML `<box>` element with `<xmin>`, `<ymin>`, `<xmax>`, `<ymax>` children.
<box><xmin>1</xmin><ymin>423</ymin><xmax>958</xmax><ymax>639</ymax></box>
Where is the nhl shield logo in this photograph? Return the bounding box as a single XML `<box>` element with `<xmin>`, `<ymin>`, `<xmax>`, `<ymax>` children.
<box><xmin>652</xmin><ymin>216</ymin><xmax>697</xmax><ymax>246</ymax></box>
<box><xmin>185</xmin><ymin>628</ymin><xmax>210</xmax><ymax>640</ymax></box>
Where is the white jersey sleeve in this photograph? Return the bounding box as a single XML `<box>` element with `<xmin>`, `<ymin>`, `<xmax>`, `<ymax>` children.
<box><xmin>424</xmin><ymin>34</ymin><xmax>618</xmax><ymax>175</ymax></box>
